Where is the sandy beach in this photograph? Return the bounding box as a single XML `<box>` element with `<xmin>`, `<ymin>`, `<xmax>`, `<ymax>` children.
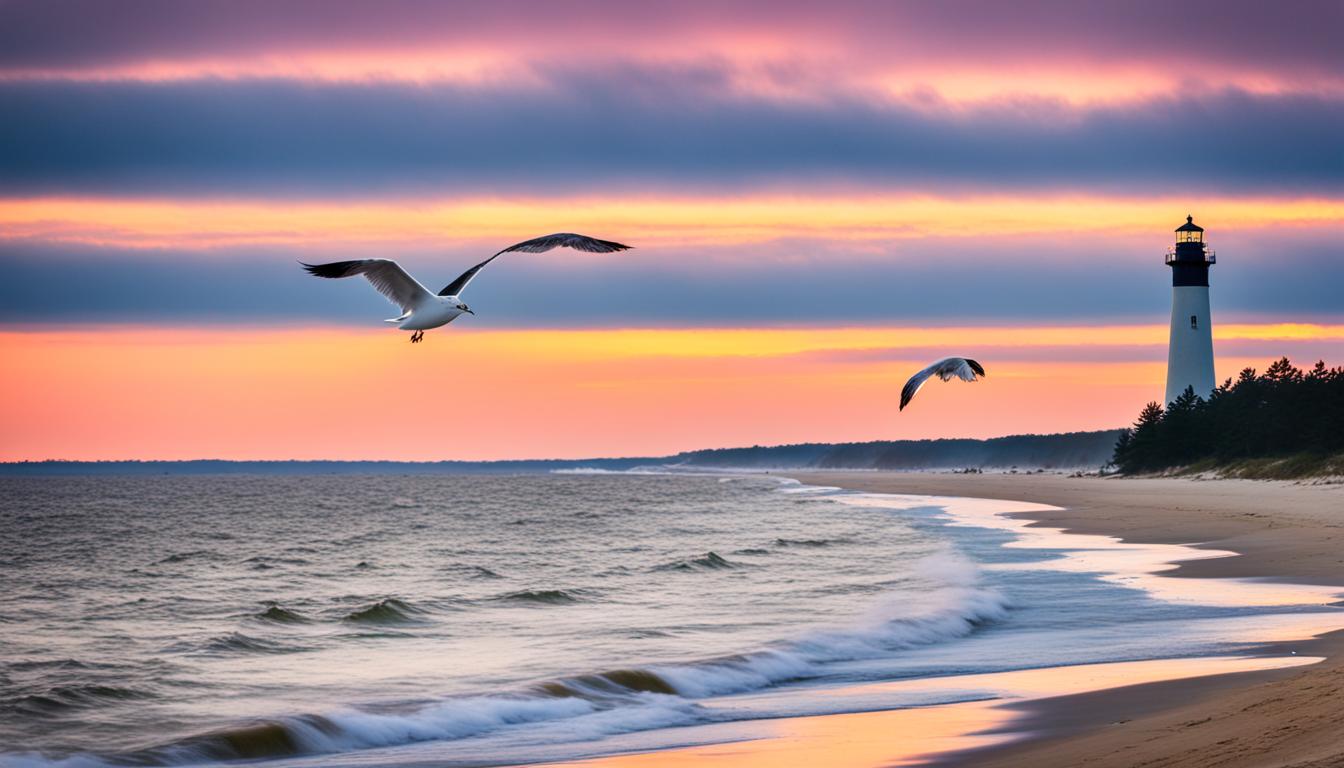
<box><xmin>791</xmin><ymin>473</ymin><xmax>1344</xmax><ymax>768</ymax></box>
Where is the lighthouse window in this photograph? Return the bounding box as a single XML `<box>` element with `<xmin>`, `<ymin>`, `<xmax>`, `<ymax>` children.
<box><xmin>1190</xmin><ymin>315</ymin><xmax>1198</xmax><ymax>329</ymax></box>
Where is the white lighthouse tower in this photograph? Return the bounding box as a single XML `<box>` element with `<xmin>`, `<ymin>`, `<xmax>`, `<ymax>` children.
<box><xmin>1164</xmin><ymin>215</ymin><xmax>1217</xmax><ymax>405</ymax></box>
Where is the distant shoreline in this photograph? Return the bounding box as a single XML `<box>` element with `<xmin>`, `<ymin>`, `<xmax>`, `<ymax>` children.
<box><xmin>0</xmin><ymin>429</ymin><xmax>1121</xmax><ymax>475</ymax></box>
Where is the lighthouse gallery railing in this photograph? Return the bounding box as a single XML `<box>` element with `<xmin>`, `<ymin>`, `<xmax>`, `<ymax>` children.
<box><xmin>1165</xmin><ymin>246</ymin><xmax>1216</xmax><ymax>265</ymax></box>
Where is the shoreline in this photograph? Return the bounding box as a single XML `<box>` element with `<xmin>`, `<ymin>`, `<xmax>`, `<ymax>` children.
<box><xmin>786</xmin><ymin>472</ymin><xmax>1344</xmax><ymax>768</ymax></box>
<box><xmin>790</xmin><ymin>472</ymin><xmax>1344</xmax><ymax>584</ymax></box>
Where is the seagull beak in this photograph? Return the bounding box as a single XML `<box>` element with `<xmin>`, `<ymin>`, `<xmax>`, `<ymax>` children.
<box><xmin>463</xmin><ymin>308</ymin><xmax>474</xmax><ymax>315</ymax></box>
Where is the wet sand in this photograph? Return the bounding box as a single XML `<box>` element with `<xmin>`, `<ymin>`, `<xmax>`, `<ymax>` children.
<box><xmin>551</xmin><ymin>473</ymin><xmax>1344</xmax><ymax>768</ymax></box>
<box><xmin>541</xmin><ymin>656</ymin><xmax>1322</xmax><ymax>768</ymax></box>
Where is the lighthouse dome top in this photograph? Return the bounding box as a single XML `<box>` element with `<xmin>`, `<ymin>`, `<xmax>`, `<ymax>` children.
<box><xmin>1176</xmin><ymin>215</ymin><xmax>1203</xmax><ymax>233</ymax></box>
<box><xmin>1175</xmin><ymin>215</ymin><xmax>1204</xmax><ymax>243</ymax></box>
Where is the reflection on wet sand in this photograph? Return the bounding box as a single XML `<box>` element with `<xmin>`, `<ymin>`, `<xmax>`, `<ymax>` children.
<box><xmin>545</xmin><ymin>655</ymin><xmax>1319</xmax><ymax>768</ymax></box>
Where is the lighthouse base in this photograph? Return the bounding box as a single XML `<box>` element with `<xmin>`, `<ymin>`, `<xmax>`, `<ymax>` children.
<box><xmin>1165</xmin><ymin>285</ymin><xmax>1216</xmax><ymax>405</ymax></box>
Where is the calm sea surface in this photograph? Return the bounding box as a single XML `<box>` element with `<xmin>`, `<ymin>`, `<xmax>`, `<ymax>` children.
<box><xmin>1</xmin><ymin>473</ymin><xmax>1339</xmax><ymax>767</ymax></box>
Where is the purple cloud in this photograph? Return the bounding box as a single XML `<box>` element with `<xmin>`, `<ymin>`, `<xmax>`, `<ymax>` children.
<box><xmin>0</xmin><ymin>0</ymin><xmax>1338</xmax><ymax>82</ymax></box>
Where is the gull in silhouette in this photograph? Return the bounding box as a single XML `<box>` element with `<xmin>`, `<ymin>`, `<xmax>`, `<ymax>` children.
<box><xmin>900</xmin><ymin>357</ymin><xmax>986</xmax><ymax>410</ymax></box>
<box><xmin>302</xmin><ymin>233</ymin><xmax>632</xmax><ymax>343</ymax></box>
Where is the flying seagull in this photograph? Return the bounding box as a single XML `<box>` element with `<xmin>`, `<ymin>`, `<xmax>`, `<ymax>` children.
<box><xmin>900</xmin><ymin>357</ymin><xmax>986</xmax><ymax>411</ymax></box>
<box><xmin>301</xmin><ymin>233</ymin><xmax>632</xmax><ymax>343</ymax></box>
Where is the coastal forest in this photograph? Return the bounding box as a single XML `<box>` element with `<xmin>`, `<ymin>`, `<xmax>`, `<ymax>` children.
<box><xmin>1113</xmin><ymin>358</ymin><xmax>1344</xmax><ymax>477</ymax></box>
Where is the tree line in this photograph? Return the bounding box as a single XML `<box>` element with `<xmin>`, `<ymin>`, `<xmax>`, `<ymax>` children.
<box><xmin>1113</xmin><ymin>358</ymin><xmax>1344</xmax><ymax>474</ymax></box>
<box><xmin>682</xmin><ymin>431</ymin><xmax>1121</xmax><ymax>470</ymax></box>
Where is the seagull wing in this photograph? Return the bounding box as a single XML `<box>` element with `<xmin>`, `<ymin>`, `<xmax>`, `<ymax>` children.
<box><xmin>900</xmin><ymin>357</ymin><xmax>986</xmax><ymax>411</ymax></box>
<box><xmin>437</xmin><ymin>233</ymin><xmax>633</xmax><ymax>297</ymax></box>
<box><xmin>934</xmin><ymin>357</ymin><xmax>985</xmax><ymax>383</ymax></box>
<box><xmin>301</xmin><ymin>259</ymin><xmax>433</xmax><ymax>313</ymax></box>
<box><xmin>900</xmin><ymin>361</ymin><xmax>943</xmax><ymax>411</ymax></box>
<box><xmin>493</xmin><ymin>232</ymin><xmax>634</xmax><ymax>255</ymax></box>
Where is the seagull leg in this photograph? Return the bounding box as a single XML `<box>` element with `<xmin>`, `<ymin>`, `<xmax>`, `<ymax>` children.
<box><xmin>409</xmin><ymin>330</ymin><xmax>422</xmax><ymax>343</ymax></box>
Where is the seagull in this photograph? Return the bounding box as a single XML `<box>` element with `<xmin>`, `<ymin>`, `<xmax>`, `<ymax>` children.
<box><xmin>900</xmin><ymin>357</ymin><xmax>986</xmax><ymax>411</ymax></box>
<box><xmin>301</xmin><ymin>233</ymin><xmax>632</xmax><ymax>343</ymax></box>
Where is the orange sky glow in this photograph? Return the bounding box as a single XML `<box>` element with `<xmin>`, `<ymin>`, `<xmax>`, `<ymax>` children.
<box><xmin>4</xmin><ymin>195</ymin><xmax>1340</xmax><ymax>250</ymax></box>
<box><xmin>4</xmin><ymin>323</ymin><xmax>1339</xmax><ymax>461</ymax></box>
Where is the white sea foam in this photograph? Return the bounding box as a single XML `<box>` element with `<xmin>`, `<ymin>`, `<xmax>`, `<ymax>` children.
<box><xmin>289</xmin><ymin>696</ymin><xmax>601</xmax><ymax>752</ymax></box>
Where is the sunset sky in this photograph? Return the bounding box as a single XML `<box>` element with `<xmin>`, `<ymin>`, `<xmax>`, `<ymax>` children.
<box><xmin>2</xmin><ymin>0</ymin><xmax>1341</xmax><ymax>461</ymax></box>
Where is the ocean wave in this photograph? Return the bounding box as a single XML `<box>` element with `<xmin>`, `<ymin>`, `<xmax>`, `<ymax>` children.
<box><xmin>550</xmin><ymin>467</ymin><xmax>657</xmax><ymax>475</ymax></box>
<box><xmin>534</xmin><ymin>668</ymin><xmax>679</xmax><ymax>699</ymax></box>
<box><xmin>27</xmin><ymin>691</ymin><xmax>710</xmax><ymax>767</ymax></box>
<box><xmin>440</xmin><ymin>563</ymin><xmax>503</xmax><ymax>579</ymax></box>
<box><xmin>776</xmin><ymin>483</ymin><xmax>843</xmax><ymax>494</ymax></box>
<box><xmin>341</xmin><ymin>598</ymin><xmax>425</xmax><ymax>625</ymax></box>
<box><xmin>148</xmin><ymin>695</ymin><xmax>672</xmax><ymax>765</ymax></box>
<box><xmin>549</xmin><ymin>466</ymin><xmax>744</xmax><ymax>477</ymax></box>
<box><xmin>186</xmin><ymin>633</ymin><xmax>307</xmax><ymax>655</ymax></box>
<box><xmin>254</xmin><ymin>604</ymin><xmax>312</xmax><ymax>624</ymax></box>
<box><xmin>154</xmin><ymin>551</ymin><xmax>217</xmax><ymax>565</ymax></box>
<box><xmin>493</xmin><ymin>589</ymin><xmax>591</xmax><ymax>606</ymax></box>
<box><xmin>653</xmin><ymin>551</ymin><xmax>741</xmax><ymax>572</ymax></box>
<box><xmin>4</xmin><ymin>659</ymin><xmax>117</xmax><ymax>673</ymax></box>
<box><xmin>8</xmin><ymin>684</ymin><xmax>158</xmax><ymax>716</ymax></box>
<box><xmin>243</xmin><ymin>556</ymin><xmax>312</xmax><ymax>570</ymax></box>
<box><xmin>508</xmin><ymin>555</ymin><xmax>1003</xmax><ymax>705</ymax></box>
<box><xmin>773</xmin><ymin>538</ymin><xmax>842</xmax><ymax>548</ymax></box>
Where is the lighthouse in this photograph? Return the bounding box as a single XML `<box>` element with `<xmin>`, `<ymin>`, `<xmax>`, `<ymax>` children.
<box><xmin>1164</xmin><ymin>215</ymin><xmax>1217</xmax><ymax>405</ymax></box>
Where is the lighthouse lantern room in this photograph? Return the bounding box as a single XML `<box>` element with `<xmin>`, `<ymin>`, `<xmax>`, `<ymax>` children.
<box><xmin>1164</xmin><ymin>215</ymin><xmax>1217</xmax><ymax>405</ymax></box>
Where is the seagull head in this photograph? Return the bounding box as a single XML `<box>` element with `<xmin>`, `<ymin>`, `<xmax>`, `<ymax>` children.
<box><xmin>457</xmin><ymin>302</ymin><xmax>474</xmax><ymax>315</ymax></box>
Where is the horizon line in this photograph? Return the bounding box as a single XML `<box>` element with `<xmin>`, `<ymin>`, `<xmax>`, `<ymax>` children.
<box><xmin>0</xmin><ymin>427</ymin><xmax>1125</xmax><ymax>466</ymax></box>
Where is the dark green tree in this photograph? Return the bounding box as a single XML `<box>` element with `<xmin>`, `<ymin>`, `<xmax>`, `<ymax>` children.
<box><xmin>1116</xmin><ymin>401</ymin><xmax>1165</xmax><ymax>473</ymax></box>
<box><xmin>1112</xmin><ymin>358</ymin><xmax>1344</xmax><ymax>474</ymax></box>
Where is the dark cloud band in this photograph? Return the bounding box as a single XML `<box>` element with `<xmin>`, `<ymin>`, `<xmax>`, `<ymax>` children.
<box><xmin>1</xmin><ymin>74</ymin><xmax>1341</xmax><ymax>196</ymax></box>
<box><xmin>3</xmin><ymin>232</ymin><xmax>1339</xmax><ymax>325</ymax></box>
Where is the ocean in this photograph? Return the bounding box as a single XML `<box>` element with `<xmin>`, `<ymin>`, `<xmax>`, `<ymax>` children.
<box><xmin>2</xmin><ymin>473</ymin><xmax>1340</xmax><ymax>767</ymax></box>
